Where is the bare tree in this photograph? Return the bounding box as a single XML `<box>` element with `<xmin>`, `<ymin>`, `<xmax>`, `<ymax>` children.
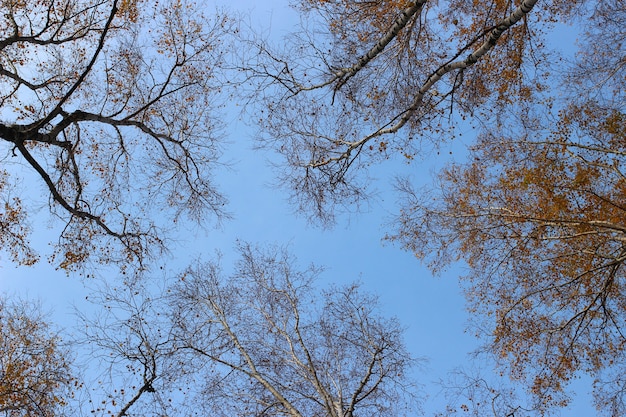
<box><xmin>169</xmin><ymin>242</ymin><xmax>422</xmax><ymax>417</ymax></box>
<box><xmin>65</xmin><ymin>244</ymin><xmax>421</xmax><ymax>416</ymax></box>
<box><xmin>0</xmin><ymin>0</ymin><xmax>232</xmax><ymax>271</ymax></box>
<box><xmin>75</xmin><ymin>280</ymin><xmax>194</xmax><ymax>417</ymax></box>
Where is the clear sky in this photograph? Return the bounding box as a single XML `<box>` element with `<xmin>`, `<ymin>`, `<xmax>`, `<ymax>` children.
<box><xmin>0</xmin><ymin>0</ymin><xmax>598</xmax><ymax>415</ymax></box>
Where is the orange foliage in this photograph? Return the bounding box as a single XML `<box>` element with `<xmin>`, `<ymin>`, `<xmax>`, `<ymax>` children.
<box><xmin>386</xmin><ymin>2</ymin><xmax>626</xmax><ymax>411</ymax></box>
<box><xmin>0</xmin><ymin>171</ymin><xmax>38</xmax><ymax>266</ymax></box>
<box><xmin>257</xmin><ymin>0</ymin><xmax>594</xmax><ymax>223</ymax></box>
<box><xmin>0</xmin><ymin>297</ymin><xmax>75</xmax><ymax>416</ymax></box>
<box><xmin>393</xmin><ymin>100</ymin><xmax>626</xmax><ymax>411</ymax></box>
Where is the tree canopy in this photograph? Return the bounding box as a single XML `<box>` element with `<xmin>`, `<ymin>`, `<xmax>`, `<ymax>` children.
<box><xmin>0</xmin><ymin>296</ymin><xmax>75</xmax><ymax>416</ymax></box>
<box><xmin>248</xmin><ymin>0</ymin><xmax>588</xmax><ymax>223</ymax></box>
<box><xmin>249</xmin><ymin>0</ymin><xmax>626</xmax><ymax>413</ymax></box>
<box><xmin>170</xmin><ymin>243</ymin><xmax>421</xmax><ymax>417</ymax></box>
<box><xmin>0</xmin><ymin>0</ymin><xmax>232</xmax><ymax>271</ymax></box>
<box><xmin>389</xmin><ymin>0</ymin><xmax>626</xmax><ymax>412</ymax></box>
<box><xmin>2</xmin><ymin>0</ymin><xmax>625</xmax><ymax>415</ymax></box>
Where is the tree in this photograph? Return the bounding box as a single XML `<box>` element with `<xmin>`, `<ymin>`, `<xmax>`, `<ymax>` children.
<box><xmin>76</xmin><ymin>280</ymin><xmax>193</xmax><ymax>417</ymax></box>
<box><xmin>244</xmin><ymin>0</ymin><xmax>626</xmax><ymax>414</ymax></box>
<box><xmin>0</xmin><ymin>295</ymin><xmax>75</xmax><ymax>416</ymax></box>
<box><xmin>0</xmin><ymin>0</ymin><xmax>232</xmax><ymax>271</ymax></box>
<box><xmin>65</xmin><ymin>243</ymin><xmax>420</xmax><ymax>416</ymax></box>
<box><xmin>169</xmin><ymin>243</ymin><xmax>421</xmax><ymax>417</ymax></box>
<box><xmin>434</xmin><ymin>365</ymin><xmax>535</xmax><ymax>417</ymax></box>
<box><xmin>390</xmin><ymin>1</ymin><xmax>626</xmax><ymax>413</ymax></box>
<box><xmin>246</xmin><ymin>0</ymin><xmax>581</xmax><ymax>223</ymax></box>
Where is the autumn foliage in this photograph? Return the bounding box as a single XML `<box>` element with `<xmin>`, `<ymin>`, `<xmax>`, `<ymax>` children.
<box><xmin>393</xmin><ymin>101</ymin><xmax>626</xmax><ymax>410</ymax></box>
<box><xmin>250</xmin><ymin>0</ymin><xmax>626</xmax><ymax>413</ymax></box>
<box><xmin>0</xmin><ymin>296</ymin><xmax>74</xmax><ymax>416</ymax></box>
<box><xmin>1</xmin><ymin>0</ymin><xmax>625</xmax><ymax>415</ymax></box>
<box><xmin>251</xmin><ymin>0</ymin><xmax>590</xmax><ymax>222</ymax></box>
<box><xmin>0</xmin><ymin>171</ymin><xmax>37</xmax><ymax>266</ymax></box>
<box><xmin>389</xmin><ymin>0</ymin><xmax>626</xmax><ymax>412</ymax></box>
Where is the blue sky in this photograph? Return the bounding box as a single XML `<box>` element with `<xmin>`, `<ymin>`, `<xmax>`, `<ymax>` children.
<box><xmin>0</xmin><ymin>0</ymin><xmax>599</xmax><ymax>415</ymax></box>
